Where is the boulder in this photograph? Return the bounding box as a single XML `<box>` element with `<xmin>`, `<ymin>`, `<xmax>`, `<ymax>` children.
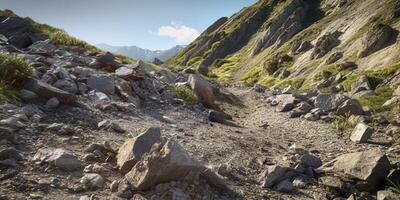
<box><xmin>80</xmin><ymin>173</ymin><xmax>104</xmax><ymax>190</ymax></box>
<box><xmin>275</xmin><ymin>179</ymin><xmax>296</xmax><ymax>193</ymax></box>
<box><xmin>117</xmin><ymin>128</ymin><xmax>163</xmax><ymax>174</ymax></box>
<box><xmin>33</xmin><ymin>148</ymin><xmax>81</xmax><ymax>171</ymax></box>
<box><xmin>299</xmin><ymin>154</ymin><xmax>322</xmax><ymax>169</ymax></box>
<box><xmin>53</xmin><ymin>79</ymin><xmax>79</xmax><ymax>94</ymax></box>
<box><xmin>96</xmin><ymin>52</ymin><xmax>121</xmax><ymax>71</ymax></box>
<box><xmin>336</xmin><ymin>99</ymin><xmax>364</xmax><ymax>116</ymax></box>
<box><xmin>292</xmin><ymin>40</ymin><xmax>312</xmax><ymax>54</ymax></box>
<box><xmin>260</xmin><ymin>165</ymin><xmax>291</xmax><ymax>188</ymax></box>
<box><xmin>45</xmin><ymin>97</ymin><xmax>60</xmax><ymax>109</ymax></box>
<box><xmin>314</xmin><ymin>94</ymin><xmax>347</xmax><ymax>112</ymax></box>
<box><xmin>325</xmin><ymin>52</ymin><xmax>343</xmax><ymax>64</ymax></box>
<box><xmin>187</xmin><ymin>74</ymin><xmax>215</xmax><ymax>107</ymax></box>
<box><xmin>115</xmin><ymin>67</ymin><xmax>135</xmax><ymax>80</ymax></box>
<box><xmin>125</xmin><ymin>140</ymin><xmax>218</xmax><ymax>190</ymax></box>
<box><xmin>350</xmin><ymin>123</ymin><xmax>373</xmax><ymax>143</ymax></box>
<box><xmin>24</xmin><ymin>78</ymin><xmax>77</xmax><ymax>103</ymax></box>
<box><xmin>320</xmin><ymin>149</ymin><xmax>391</xmax><ymax>191</ymax></box>
<box><xmin>208</xmin><ymin>110</ymin><xmax>225</xmax><ymax>123</ymax></box>
<box><xmin>19</xmin><ymin>89</ymin><xmax>39</xmax><ymax>102</ymax></box>
<box><xmin>311</xmin><ymin>31</ymin><xmax>341</xmax><ymax>59</ymax></box>
<box><xmin>377</xmin><ymin>190</ymin><xmax>399</xmax><ymax>200</ymax></box>
<box><xmin>359</xmin><ymin>24</ymin><xmax>398</xmax><ymax>58</ymax></box>
<box><xmin>87</xmin><ymin>74</ymin><xmax>115</xmax><ymax>94</ymax></box>
<box><xmin>351</xmin><ymin>75</ymin><xmax>372</xmax><ymax>94</ymax></box>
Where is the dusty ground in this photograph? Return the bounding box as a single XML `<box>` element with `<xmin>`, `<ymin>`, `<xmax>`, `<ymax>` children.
<box><xmin>0</xmin><ymin>86</ymin><xmax>398</xmax><ymax>200</ymax></box>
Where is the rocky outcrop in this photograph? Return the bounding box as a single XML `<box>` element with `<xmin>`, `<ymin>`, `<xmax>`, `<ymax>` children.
<box><xmin>358</xmin><ymin>24</ymin><xmax>398</xmax><ymax>58</ymax></box>
<box><xmin>0</xmin><ymin>16</ymin><xmax>48</xmax><ymax>48</ymax></box>
<box><xmin>252</xmin><ymin>0</ymin><xmax>310</xmax><ymax>55</ymax></box>
<box><xmin>320</xmin><ymin>149</ymin><xmax>391</xmax><ymax>192</ymax></box>
<box><xmin>187</xmin><ymin>74</ymin><xmax>216</xmax><ymax>107</ymax></box>
<box><xmin>24</xmin><ymin>78</ymin><xmax>77</xmax><ymax>104</ymax></box>
<box><xmin>311</xmin><ymin>31</ymin><xmax>341</xmax><ymax>59</ymax></box>
<box><xmin>117</xmin><ymin>128</ymin><xmax>163</xmax><ymax>174</ymax></box>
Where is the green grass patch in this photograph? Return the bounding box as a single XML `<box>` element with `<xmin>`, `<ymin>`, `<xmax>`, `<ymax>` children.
<box><xmin>0</xmin><ymin>83</ymin><xmax>18</xmax><ymax>102</ymax></box>
<box><xmin>0</xmin><ymin>52</ymin><xmax>33</xmax><ymax>102</ymax></box>
<box><xmin>343</xmin><ymin>63</ymin><xmax>400</xmax><ymax>91</ymax></box>
<box><xmin>210</xmin><ymin>53</ymin><xmax>242</xmax><ymax>83</ymax></box>
<box><xmin>171</xmin><ymin>85</ymin><xmax>197</xmax><ymax>105</ymax></box>
<box><xmin>358</xmin><ymin>86</ymin><xmax>394</xmax><ymax>112</ymax></box>
<box><xmin>0</xmin><ymin>52</ymin><xmax>33</xmax><ymax>88</ymax></box>
<box><xmin>240</xmin><ymin>66</ymin><xmax>263</xmax><ymax>86</ymax></box>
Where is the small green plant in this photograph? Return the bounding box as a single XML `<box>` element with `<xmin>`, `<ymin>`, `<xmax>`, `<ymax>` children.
<box><xmin>0</xmin><ymin>82</ymin><xmax>18</xmax><ymax>102</ymax></box>
<box><xmin>171</xmin><ymin>85</ymin><xmax>197</xmax><ymax>105</ymax></box>
<box><xmin>334</xmin><ymin>114</ymin><xmax>354</xmax><ymax>134</ymax></box>
<box><xmin>0</xmin><ymin>52</ymin><xmax>33</xmax><ymax>102</ymax></box>
<box><xmin>0</xmin><ymin>52</ymin><xmax>33</xmax><ymax>88</ymax></box>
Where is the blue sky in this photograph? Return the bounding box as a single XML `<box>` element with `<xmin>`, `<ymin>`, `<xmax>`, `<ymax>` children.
<box><xmin>0</xmin><ymin>0</ymin><xmax>257</xmax><ymax>50</ymax></box>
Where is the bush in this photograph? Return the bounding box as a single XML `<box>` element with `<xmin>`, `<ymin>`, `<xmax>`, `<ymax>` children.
<box><xmin>171</xmin><ymin>85</ymin><xmax>197</xmax><ymax>104</ymax></box>
<box><xmin>0</xmin><ymin>83</ymin><xmax>18</xmax><ymax>102</ymax></box>
<box><xmin>0</xmin><ymin>52</ymin><xmax>33</xmax><ymax>102</ymax></box>
<box><xmin>0</xmin><ymin>52</ymin><xmax>33</xmax><ymax>88</ymax></box>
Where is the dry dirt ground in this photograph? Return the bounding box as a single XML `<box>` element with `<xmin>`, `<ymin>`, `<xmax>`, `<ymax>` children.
<box><xmin>1</xmin><ymin>86</ymin><xmax>398</xmax><ymax>200</ymax></box>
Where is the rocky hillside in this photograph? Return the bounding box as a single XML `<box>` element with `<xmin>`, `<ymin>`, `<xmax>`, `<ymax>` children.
<box><xmin>1</xmin><ymin>6</ymin><xmax>400</xmax><ymax>200</ymax></box>
<box><xmin>169</xmin><ymin>0</ymin><xmax>400</xmax><ymax>112</ymax></box>
<box><xmin>97</xmin><ymin>44</ymin><xmax>185</xmax><ymax>62</ymax></box>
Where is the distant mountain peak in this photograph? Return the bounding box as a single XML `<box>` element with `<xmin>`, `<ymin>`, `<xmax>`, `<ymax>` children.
<box><xmin>96</xmin><ymin>44</ymin><xmax>185</xmax><ymax>61</ymax></box>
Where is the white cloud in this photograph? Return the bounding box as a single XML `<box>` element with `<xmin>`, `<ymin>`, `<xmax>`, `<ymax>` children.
<box><xmin>155</xmin><ymin>23</ymin><xmax>200</xmax><ymax>44</ymax></box>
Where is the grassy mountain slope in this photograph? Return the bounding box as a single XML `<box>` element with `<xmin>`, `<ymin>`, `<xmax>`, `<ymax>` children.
<box><xmin>168</xmin><ymin>0</ymin><xmax>400</xmax><ymax>111</ymax></box>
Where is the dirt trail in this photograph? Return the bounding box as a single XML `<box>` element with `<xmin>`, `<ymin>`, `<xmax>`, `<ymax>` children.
<box><xmin>1</xmin><ymin>86</ymin><xmax>395</xmax><ymax>200</ymax></box>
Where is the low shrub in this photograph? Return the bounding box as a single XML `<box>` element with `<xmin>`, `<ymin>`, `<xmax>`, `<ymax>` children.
<box><xmin>171</xmin><ymin>85</ymin><xmax>197</xmax><ymax>105</ymax></box>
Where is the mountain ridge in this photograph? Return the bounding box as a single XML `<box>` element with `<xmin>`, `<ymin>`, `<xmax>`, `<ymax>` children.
<box><xmin>97</xmin><ymin>43</ymin><xmax>185</xmax><ymax>62</ymax></box>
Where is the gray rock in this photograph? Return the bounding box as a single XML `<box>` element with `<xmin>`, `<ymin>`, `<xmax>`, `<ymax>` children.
<box><xmin>304</xmin><ymin>113</ymin><xmax>319</xmax><ymax>121</ymax></box>
<box><xmin>320</xmin><ymin>148</ymin><xmax>391</xmax><ymax>191</ymax></box>
<box><xmin>45</xmin><ymin>97</ymin><xmax>60</xmax><ymax>109</ymax></box>
<box><xmin>336</xmin><ymin>99</ymin><xmax>364</xmax><ymax>116</ymax></box>
<box><xmin>88</xmin><ymin>91</ymin><xmax>110</xmax><ymax>101</ymax></box>
<box><xmin>33</xmin><ymin>148</ymin><xmax>81</xmax><ymax>171</ymax></box>
<box><xmin>276</xmin><ymin>101</ymin><xmax>294</xmax><ymax>112</ymax></box>
<box><xmin>19</xmin><ymin>89</ymin><xmax>39</xmax><ymax>102</ymax></box>
<box><xmin>297</xmin><ymin>102</ymin><xmax>313</xmax><ymax>113</ymax></box>
<box><xmin>300</xmin><ymin>154</ymin><xmax>322</xmax><ymax>169</ymax></box>
<box><xmin>98</xmin><ymin>120</ymin><xmax>126</xmax><ymax>133</ymax></box>
<box><xmin>24</xmin><ymin>78</ymin><xmax>77</xmax><ymax>103</ymax></box>
<box><xmin>0</xmin><ymin>146</ymin><xmax>21</xmax><ymax>161</ymax></box>
<box><xmin>253</xmin><ymin>84</ymin><xmax>267</xmax><ymax>93</ymax></box>
<box><xmin>80</xmin><ymin>173</ymin><xmax>104</xmax><ymax>190</ymax></box>
<box><xmin>359</xmin><ymin>24</ymin><xmax>398</xmax><ymax>58</ymax></box>
<box><xmin>188</xmin><ymin>74</ymin><xmax>215</xmax><ymax>108</ymax></box>
<box><xmin>377</xmin><ymin>190</ymin><xmax>400</xmax><ymax>200</ymax></box>
<box><xmin>117</xmin><ymin>127</ymin><xmax>163</xmax><ymax>174</ymax></box>
<box><xmin>208</xmin><ymin>110</ymin><xmax>225</xmax><ymax>123</ymax></box>
<box><xmin>115</xmin><ymin>67</ymin><xmax>134</xmax><ymax>79</ymax></box>
<box><xmin>53</xmin><ymin>79</ymin><xmax>79</xmax><ymax>94</ymax></box>
<box><xmin>311</xmin><ymin>31</ymin><xmax>341</xmax><ymax>59</ymax></box>
<box><xmin>0</xmin><ymin>117</ymin><xmax>26</xmax><ymax>129</ymax></box>
<box><xmin>315</xmin><ymin>94</ymin><xmax>347</xmax><ymax>112</ymax></box>
<box><xmin>351</xmin><ymin>75</ymin><xmax>372</xmax><ymax>95</ymax></box>
<box><xmin>275</xmin><ymin>179</ymin><xmax>296</xmax><ymax>193</ymax></box>
<box><xmin>261</xmin><ymin>165</ymin><xmax>290</xmax><ymax>188</ymax></box>
<box><xmin>87</xmin><ymin>74</ymin><xmax>115</xmax><ymax>94</ymax></box>
<box><xmin>96</xmin><ymin>52</ymin><xmax>121</xmax><ymax>71</ymax></box>
<box><xmin>350</xmin><ymin>123</ymin><xmax>373</xmax><ymax>143</ymax></box>
<box><xmin>326</xmin><ymin>52</ymin><xmax>343</xmax><ymax>64</ymax></box>
<box><xmin>125</xmin><ymin>139</ymin><xmax>225</xmax><ymax>190</ymax></box>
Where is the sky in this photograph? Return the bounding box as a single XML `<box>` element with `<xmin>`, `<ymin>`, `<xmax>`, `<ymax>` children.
<box><xmin>0</xmin><ymin>0</ymin><xmax>257</xmax><ymax>50</ymax></box>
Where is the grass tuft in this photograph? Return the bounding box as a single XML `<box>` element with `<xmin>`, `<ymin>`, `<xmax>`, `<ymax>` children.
<box><xmin>171</xmin><ymin>85</ymin><xmax>197</xmax><ymax>105</ymax></box>
<box><xmin>0</xmin><ymin>52</ymin><xmax>33</xmax><ymax>102</ymax></box>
